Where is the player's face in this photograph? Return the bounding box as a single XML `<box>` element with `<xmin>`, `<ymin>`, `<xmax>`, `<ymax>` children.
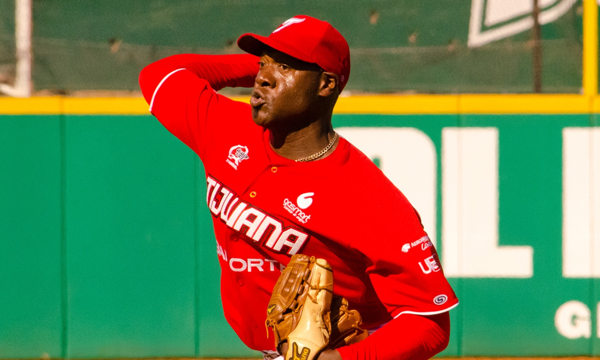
<box><xmin>250</xmin><ymin>48</ymin><xmax>323</xmax><ymax>130</ymax></box>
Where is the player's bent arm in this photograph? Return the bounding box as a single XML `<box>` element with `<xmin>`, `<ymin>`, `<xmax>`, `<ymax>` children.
<box><xmin>138</xmin><ymin>54</ymin><xmax>259</xmax><ymax>156</ymax></box>
<box><xmin>335</xmin><ymin>312</ymin><xmax>450</xmax><ymax>360</ymax></box>
<box><xmin>139</xmin><ymin>53</ymin><xmax>259</xmax><ymax>102</ymax></box>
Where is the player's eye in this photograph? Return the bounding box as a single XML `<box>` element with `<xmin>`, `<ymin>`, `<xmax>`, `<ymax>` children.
<box><xmin>279</xmin><ymin>64</ymin><xmax>290</xmax><ymax>71</ymax></box>
<box><xmin>258</xmin><ymin>61</ymin><xmax>265</xmax><ymax>68</ymax></box>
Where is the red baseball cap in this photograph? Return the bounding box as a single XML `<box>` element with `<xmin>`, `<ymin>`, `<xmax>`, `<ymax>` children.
<box><xmin>237</xmin><ymin>15</ymin><xmax>351</xmax><ymax>91</ymax></box>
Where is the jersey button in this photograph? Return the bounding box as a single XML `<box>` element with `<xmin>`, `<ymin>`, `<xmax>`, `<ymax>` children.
<box><xmin>237</xmin><ymin>278</ymin><xmax>245</xmax><ymax>286</ymax></box>
<box><xmin>249</xmin><ymin>191</ymin><xmax>257</xmax><ymax>198</ymax></box>
<box><xmin>230</xmin><ymin>234</ymin><xmax>239</xmax><ymax>242</ymax></box>
<box><xmin>271</xmin><ymin>166</ymin><xmax>278</xmax><ymax>173</ymax></box>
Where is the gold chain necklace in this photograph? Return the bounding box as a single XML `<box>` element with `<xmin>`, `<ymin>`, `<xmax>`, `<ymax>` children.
<box><xmin>295</xmin><ymin>132</ymin><xmax>339</xmax><ymax>162</ymax></box>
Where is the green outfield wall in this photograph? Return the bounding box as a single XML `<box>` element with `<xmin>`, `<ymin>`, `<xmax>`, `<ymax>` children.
<box><xmin>0</xmin><ymin>96</ymin><xmax>599</xmax><ymax>358</ymax></box>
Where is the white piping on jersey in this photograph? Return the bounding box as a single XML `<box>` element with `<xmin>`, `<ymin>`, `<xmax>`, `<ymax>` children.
<box><xmin>393</xmin><ymin>301</ymin><xmax>459</xmax><ymax>319</ymax></box>
<box><xmin>366</xmin><ymin>302</ymin><xmax>458</xmax><ymax>335</ymax></box>
<box><xmin>149</xmin><ymin>68</ymin><xmax>187</xmax><ymax>112</ymax></box>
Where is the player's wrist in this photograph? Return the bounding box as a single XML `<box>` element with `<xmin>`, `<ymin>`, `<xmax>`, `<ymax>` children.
<box><xmin>318</xmin><ymin>349</ymin><xmax>342</xmax><ymax>360</ymax></box>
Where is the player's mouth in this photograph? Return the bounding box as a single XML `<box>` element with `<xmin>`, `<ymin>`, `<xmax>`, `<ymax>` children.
<box><xmin>250</xmin><ymin>91</ymin><xmax>266</xmax><ymax>109</ymax></box>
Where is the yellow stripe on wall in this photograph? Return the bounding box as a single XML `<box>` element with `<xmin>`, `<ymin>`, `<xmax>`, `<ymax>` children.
<box><xmin>63</xmin><ymin>97</ymin><xmax>150</xmax><ymax>115</ymax></box>
<box><xmin>592</xmin><ymin>95</ymin><xmax>600</xmax><ymax>113</ymax></box>
<box><xmin>459</xmin><ymin>94</ymin><xmax>590</xmax><ymax>114</ymax></box>
<box><xmin>0</xmin><ymin>97</ymin><xmax>62</xmax><ymax>114</ymax></box>
<box><xmin>0</xmin><ymin>95</ymin><xmax>598</xmax><ymax>115</ymax></box>
<box><xmin>334</xmin><ymin>95</ymin><xmax>459</xmax><ymax>114</ymax></box>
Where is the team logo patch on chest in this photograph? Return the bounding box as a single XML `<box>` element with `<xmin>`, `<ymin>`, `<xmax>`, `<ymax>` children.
<box><xmin>226</xmin><ymin>145</ymin><xmax>249</xmax><ymax>170</ymax></box>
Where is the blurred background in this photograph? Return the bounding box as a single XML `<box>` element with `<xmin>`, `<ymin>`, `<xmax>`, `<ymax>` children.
<box><xmin>0</xmin><ymin>0</ymin><xmax>586</xmax><ymax>95</ymax></box>
<box><xmin>0</xmin><ymin>0</ymin><xmax>599</xmax><ymax>359</ymax></box>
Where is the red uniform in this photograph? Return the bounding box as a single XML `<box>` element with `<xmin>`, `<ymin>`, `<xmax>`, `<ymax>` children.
<box><xmin>140</xmin><ymin>53</ymin><xmax>458</xmax><ymax>358</ymax></box>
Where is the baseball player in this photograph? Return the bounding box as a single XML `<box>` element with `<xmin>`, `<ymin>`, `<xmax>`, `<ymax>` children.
<box><xmin>139</xmin><ymin>15</ymin><xmax>458</xmax><ymax>360</ymax></box>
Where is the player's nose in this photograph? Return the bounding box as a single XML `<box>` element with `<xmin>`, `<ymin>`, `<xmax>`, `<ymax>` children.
<box><xmin>255</xmin><ymin>66</ymin><xmax>275</xmax><ymax>88</ymax></box>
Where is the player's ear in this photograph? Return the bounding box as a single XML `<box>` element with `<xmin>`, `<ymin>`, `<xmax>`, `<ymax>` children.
<box><xmin>318</xmin><ymin>72</ymin><xmax>339</xmax><ymax>97</ymax></box>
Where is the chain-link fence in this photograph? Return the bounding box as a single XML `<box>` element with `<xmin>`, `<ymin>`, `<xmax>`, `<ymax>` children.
<box><xmin>0</xmin><ymin>0</ymin><xmax>586</xmax><ymax>95</ymax></box>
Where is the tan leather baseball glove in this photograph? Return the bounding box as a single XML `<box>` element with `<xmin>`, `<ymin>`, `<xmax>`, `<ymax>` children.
<box><xmin>265</xmin><ymin>254</ymin><xmax>368</xmax><ymax>360</ymax></box>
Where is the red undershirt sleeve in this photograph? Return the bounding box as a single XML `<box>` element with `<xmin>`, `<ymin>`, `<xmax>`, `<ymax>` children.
<box><xmin>336</xmin><ymin>312</ymin><xmax>451</xmax><ymax>360</ymax></box>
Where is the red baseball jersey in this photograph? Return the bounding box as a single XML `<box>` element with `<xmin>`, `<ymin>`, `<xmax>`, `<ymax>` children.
<box><xmin>141</xmin><ymin>60</ymin><xmax>458</xmax><ymax>352</ymax></box>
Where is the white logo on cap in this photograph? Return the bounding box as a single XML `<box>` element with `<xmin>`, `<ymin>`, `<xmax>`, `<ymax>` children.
<box><xmin>272</xmin><ymin>17</ymin><xmax>305</xmax><ymax>34</ymax></box>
